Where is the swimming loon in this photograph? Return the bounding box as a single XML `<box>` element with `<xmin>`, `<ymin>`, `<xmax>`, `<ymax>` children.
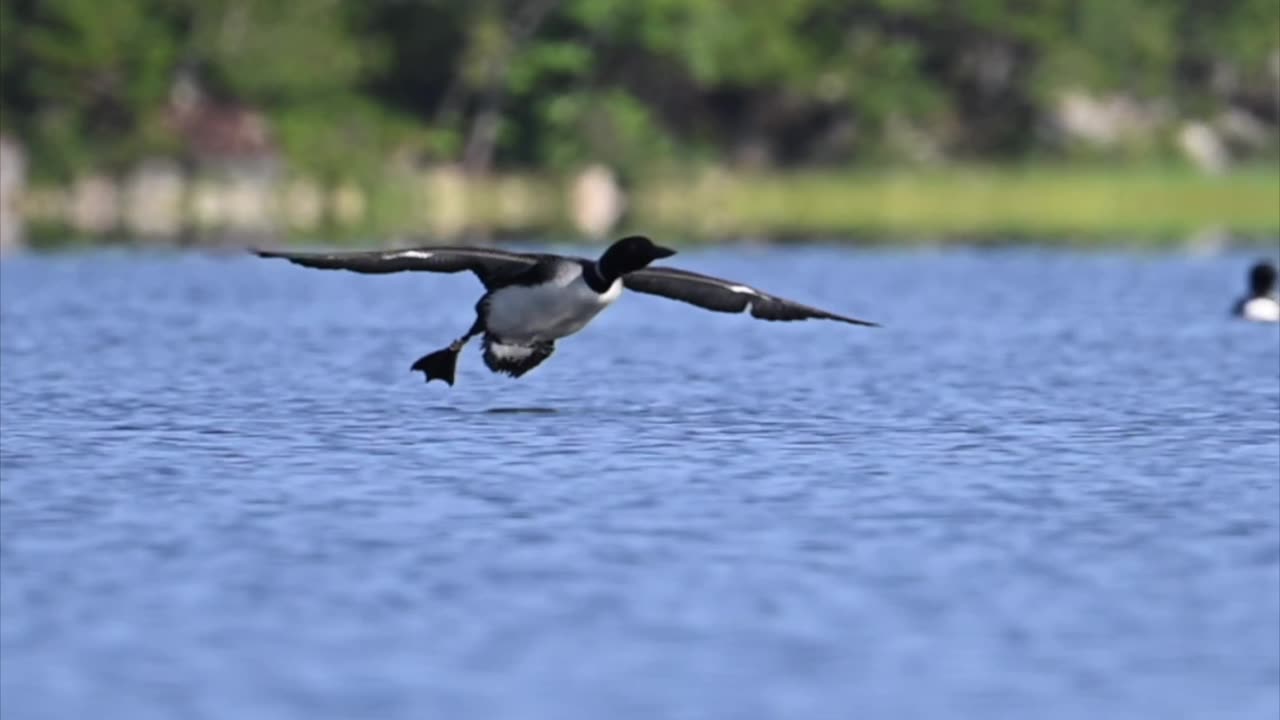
<box><xmin>254</xmin><ymin>235</ymin><xmax>878</xmax><ymax>385</ymax></box>
<box><xmin>1234</xmin><ymin>260</ymin><xmax>1280</xmax><ymax>323</ymax></box>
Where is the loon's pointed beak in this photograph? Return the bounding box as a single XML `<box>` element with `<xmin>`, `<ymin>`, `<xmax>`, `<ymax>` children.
<box><xmin>653</xmin><ymin>245</ymin><xmax>677</xmax><ymax>260</ymax></box>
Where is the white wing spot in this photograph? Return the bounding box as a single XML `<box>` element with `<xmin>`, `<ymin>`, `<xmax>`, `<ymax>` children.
<box><xmin>726</xmin><ymin>284</ymin><xmax>756</xmax><ymax>295</ymax></box>
<box><xmin>396</xmin><ymin>250</ymin><xmax>434</xmax><ymax>259</ymax></box>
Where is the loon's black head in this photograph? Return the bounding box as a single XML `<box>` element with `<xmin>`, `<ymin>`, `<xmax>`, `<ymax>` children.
<box><xmin>597</xmin><ymin>235</ymin><xmax>676</xmax><ymax>280</ymax></box>
<box><xmin>1248</xmin><ymin>260</ymin><xmax>1277</xmax><ymax>297</ymax></box>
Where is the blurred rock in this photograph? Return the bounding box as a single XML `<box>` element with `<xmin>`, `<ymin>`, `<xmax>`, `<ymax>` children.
<box><xmin>331</xmin><ymin>183</ymin><xmax>366</xmax><ymax>226</ymax></box>
<box><xmin>0</xmin><ymin>135</ymin><xmax>25</xmax><ymax>252</ymax></box>
<box><xmin>284</xmin><ymin>180</ymin><xmax>324</xmax><ymax>231</ymax></box>
<box><xmin>123</xmin><ymin>159</ymin><xmax>185</xmax><ymax>238</ymax></box>
<box><xmin>69</xmin><ymin>175</ymin><xmax>120</xmax><ymax>234</ymax></box>
<box><xmin>570</xmin><ymin>164</ymin><xmax>624</xmax><ymax>239</ymax></box>
<box><xmin>1215</xmin><ymin>108</ymin><xmax>1271</xmax><ymax>151</ymax></box>
<box><xmin>222</xmin><ymin>173</ymin><xmax>277</xmax><ymax>233</ymax></box>
<box><xmin>1178</xmin><ymin>122</ymin><xmax>1229</xmax><ymax>174</ymax></box>
<box><xmin>1053</xmin><ymin>91</ymin><xmax>1167</xmax><ymax>147</ymax></box>
<box><xmin>425</xmin><ymin>166</ymin><xmax>468</xmax><ymax>238</ymax></box>
<box><xmin>188</xmin><ymin>179</ymin><xmax>225</xmax><ymax>229</ymax></box>
<box><xmin>495</xmin><ymin>175</ymin><xmax>536</xmax><ymax>228</ymax></box>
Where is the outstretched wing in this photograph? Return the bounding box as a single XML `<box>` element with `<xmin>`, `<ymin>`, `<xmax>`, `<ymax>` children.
<box><xmin>622</xmin><ymin>266</ymin><xmax>879</xmax><ymax>326</ymax></box>
<box><xmin>253</xmin><ymin>246</ymin><xmax>542</xmax><ymax>289</ymax></box>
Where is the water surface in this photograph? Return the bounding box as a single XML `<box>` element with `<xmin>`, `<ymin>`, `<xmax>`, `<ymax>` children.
<box><xmin>2</xmin><ymin>244</ymin><xmax>1278</xmax><ymax>719</ymax></box>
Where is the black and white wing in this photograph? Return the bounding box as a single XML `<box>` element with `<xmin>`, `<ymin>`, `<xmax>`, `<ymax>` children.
<box><xmin>253</xmin><ymin>245</ymin><xmax>542</xmax><ymax>289</ymax></box>
<box><xmin>622</xmin><ymin>266</ymin><xmax>878</xmax><ymax>326</ymax></box>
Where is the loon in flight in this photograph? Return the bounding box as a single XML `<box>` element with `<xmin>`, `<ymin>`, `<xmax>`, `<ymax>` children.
<box><xmin>254</xmin><ymin>235</ymin><xmax>878</xmax><ymax>386</ymax></box>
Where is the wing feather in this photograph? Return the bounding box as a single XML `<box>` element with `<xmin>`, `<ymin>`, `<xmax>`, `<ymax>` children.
<box><xmin>253</xmin><ymin>246</ymin><xmax>541</xmax><ymax>289</ymax></box>
<box><xmin>622</xmin><ymin>266</ymin><xmax>878</xmax><ymax>327</ymax></box>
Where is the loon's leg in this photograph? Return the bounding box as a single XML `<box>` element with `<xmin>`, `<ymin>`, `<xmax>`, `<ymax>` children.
<box><xmin>411</xmin><ymin>316</ymin><xmax>484</xmax><ymax>386</ymax></box>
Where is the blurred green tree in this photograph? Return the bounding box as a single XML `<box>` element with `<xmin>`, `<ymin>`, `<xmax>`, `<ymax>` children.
<box><xmin>0</xmin><ymin>0</ymin><xmax>1275</xmax><ymax>179</ymax></box>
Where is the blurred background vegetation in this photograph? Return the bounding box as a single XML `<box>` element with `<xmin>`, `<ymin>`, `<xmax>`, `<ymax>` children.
<box><xmin>0</xmin><ymin>0</ymin><xmax>1277</xmax><ymax>246</ymax></box>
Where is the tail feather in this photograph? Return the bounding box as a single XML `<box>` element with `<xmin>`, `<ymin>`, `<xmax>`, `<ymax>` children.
<box><xmin>482</xmin><ymin>336</ymin><xmax>555</xmax><ymax>378</ymax></box>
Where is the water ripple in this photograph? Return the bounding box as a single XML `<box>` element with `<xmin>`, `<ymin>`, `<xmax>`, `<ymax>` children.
<box><xmin>1</xmin><ymin>246</ymin><xmax>1277</xmax><ymax>720</ymax></box>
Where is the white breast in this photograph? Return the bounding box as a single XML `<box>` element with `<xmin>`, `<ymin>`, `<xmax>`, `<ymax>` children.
<box><xmin>484</xmin><ymin>264</ymin><xmax>622</xmax><ymax>341</ymax></box>
<box><xmin>1242</xmin><ymin>296</ymin><xmax>1280</xmax><ymax>323</ymax></box>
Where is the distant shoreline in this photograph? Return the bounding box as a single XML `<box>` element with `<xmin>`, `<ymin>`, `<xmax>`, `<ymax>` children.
<box><xmin>8</xmin><ymin>163</ymin><xmax>1279</xmax><ymax>250</ymax></box>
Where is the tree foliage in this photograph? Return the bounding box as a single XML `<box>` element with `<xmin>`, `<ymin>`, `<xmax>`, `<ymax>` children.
<box><xmin>1</xmin><ymin>0</ymin><xmax>1276</xmax><ymax>179</ymax></box>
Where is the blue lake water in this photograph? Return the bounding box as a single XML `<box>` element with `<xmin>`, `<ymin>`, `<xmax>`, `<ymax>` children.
<box><xmin>1</xmin><ymin>243</ymin><xmax>1278</xmax><ymax>720</ymax></box>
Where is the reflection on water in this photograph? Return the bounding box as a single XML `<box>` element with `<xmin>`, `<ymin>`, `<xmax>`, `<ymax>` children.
<box><xmin>1</xmin><ymin>245</ymin><xmax>1278</xmax><ymax>720</ymax></box>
